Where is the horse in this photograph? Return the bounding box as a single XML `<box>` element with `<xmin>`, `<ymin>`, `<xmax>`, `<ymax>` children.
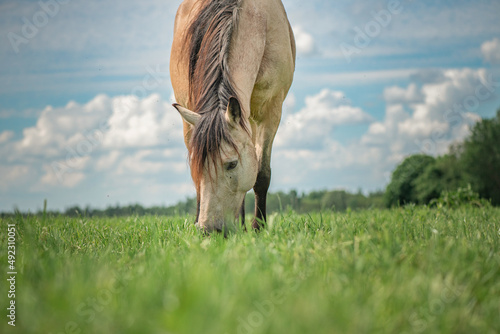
<box><xmin>170</xmin><ymin>0</ymin><xmax>295</xmax><ymax>232</ymax></box>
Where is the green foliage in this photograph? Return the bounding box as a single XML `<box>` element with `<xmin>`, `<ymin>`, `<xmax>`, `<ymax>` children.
<box><xmin>414</xmin><ymin>153</ymin><xmax>468</xmax><ymax>204</ymax></box>
<box><xmin>461</xmin><ymin>109</ymin><xmax>500</xmax><ymax>205</ymax></box>
<box><xmin>1</xmin><ymin>207</ymin><xmax>499</xmax><ymax>334</ymax></box>
<box><xmin>245</xmin><ymin>189</ymin><xmax>385</xmax><ymax>214</ymax></box>
<box><xmin>386</xmin><ymin>109</ymin><xmax>500</xmax><ymax>207</ymax></box>
<box><xmin>430</xmin><ymin>184</ymin><xmax>491</xmax><ymax>208</ymax></box>
<box><xmin>384</xmin><ymin>154</ymin><xmax>435</xmax><ymax>207</ymax></box>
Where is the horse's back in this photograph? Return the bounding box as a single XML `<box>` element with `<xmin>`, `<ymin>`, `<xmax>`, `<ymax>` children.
<box><xmin>245</xmin><ymin>0</ymin><xmax>295</xmax><ymax>122</ymax></box>
<box><xmin>232</xmin><ymin>0</ymin><xmax>295</xmax><ymax>108</ymax></box>
<box><xmin>170</xmin><ymin>0</ymin><xmax>295</xmax><ymax>119</ymax></box>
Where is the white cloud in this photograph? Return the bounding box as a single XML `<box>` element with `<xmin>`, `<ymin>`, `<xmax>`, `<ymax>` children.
<box><xmin>11</xmin><ymin>95</ymin><xmax>111</xmax><ymax>159</ymax></box>
<box><xmin>0</xmin><ymin>165</ymin><xmax>31</xmax><ymax>191</ymax></box>
<box><xmin>384</xmin><ymin>83</ymin><xmax>424</xmax><ymax>104</ymax></box>
<box><xmin>103</xmin><ymin>94</ymin><xmax>182</xmax><ymax>149</ymax></box>
<box><xmin>364</xmin><ymin>68</ymin><xmax>489</xmax><ymax>158</ymax></box>
<box><xmin>0</xmin><ymin>93</ymin><xmax>191</xmax><ymax>208</ymax></box>
<box><xmin>272</xmin><ymin>67</ymin><xmax>496</xmax><ymax>193</ymax></box>
<box><xmin>116</xmin><ymin>150</ymin><xmax>170</xmax><ymax>176</ymax></box>
<box><xmin>5</xmin><ymin>93</ymin><xmax>184</xmax><ymax>162</ymax></box>
<box><xmin>362</xmin><ymin>104</ymin><xmax>410</xmax><ymax>146</ymax></box>
<box><xmin>0</xmin><ymin>131</ymin><xmax>14</xmax><ymax>144</ymax></box>
<box><xmin>292</xmin><ymin>26</ymin><xmax>317</xmax><ymax>57</ymax></box>
<box><xmin>481</xmin><ymin>38</ymin><xmax>500</xmax><ymax>64</ymax></box>
<box><xmin>283</xmin><ymin>93</ymin><xmax>296</xmax><ymax>113</ymax></box>
<box><xmin>276</xmin><ymin>89</ymin><xmax>373</xmax><ymax>149</ymax></box>
<box><xmin>95</xmin><ymin>150</ymin><xmax>121</xmax><ymax>172</ymax></box>
<box><xmin>39</xmin><ymin>166</ymin><xmax>86</xmax><ymax>189</ymax></box>
<box><xmin>36</xmin><ymin>155</ymin><xmax>91</xmax><ymax>189</ymax></box>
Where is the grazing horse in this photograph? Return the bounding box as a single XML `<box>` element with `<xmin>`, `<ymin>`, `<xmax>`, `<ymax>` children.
<box><xmin>170</xmin><ymin>0</ymin><xmax>295</xmax><ymax>232</ymax></box>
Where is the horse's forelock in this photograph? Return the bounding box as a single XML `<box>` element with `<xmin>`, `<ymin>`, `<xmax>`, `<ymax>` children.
<box><xmin>189</xmin><ymin>111</ymin><xmax>239</xmax><ymax>190</ymax></box>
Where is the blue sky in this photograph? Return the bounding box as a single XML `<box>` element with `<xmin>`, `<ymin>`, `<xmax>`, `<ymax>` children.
<box><xmin>1</xmin><ymin>0</ymin><xmax>500</xmax><ymax>212</ymax></box>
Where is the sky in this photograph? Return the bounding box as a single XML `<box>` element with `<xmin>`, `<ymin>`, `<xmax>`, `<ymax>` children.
<box><xmin>1</xmin><ymin>0</ymin><xmax>500</xmax><ymax>212</ymax></box>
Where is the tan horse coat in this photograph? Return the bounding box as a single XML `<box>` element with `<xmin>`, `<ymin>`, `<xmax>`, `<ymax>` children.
<box><xmin>170</xmin><ymin>0</ymin><xmax>295</xmax><ymax>231</ymax></box>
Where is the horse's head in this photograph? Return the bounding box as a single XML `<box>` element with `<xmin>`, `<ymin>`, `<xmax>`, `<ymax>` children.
<box><xmin>174</xmin><ymin>97</ymin><xmax>258</xmax><ymax>232</ymax></box>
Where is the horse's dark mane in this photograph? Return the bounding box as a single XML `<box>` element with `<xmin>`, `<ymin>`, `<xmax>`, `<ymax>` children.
<box><xmin>184</xmin><ymin>0</ymin><xmax>246</xmax><ymax>189</ymax></box>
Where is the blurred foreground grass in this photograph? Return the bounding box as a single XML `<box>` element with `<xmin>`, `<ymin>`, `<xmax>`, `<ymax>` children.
<box><xmin>1</xmin><ymin>206</ymin><xmax>499</xmax><ymax>334</ymax></box>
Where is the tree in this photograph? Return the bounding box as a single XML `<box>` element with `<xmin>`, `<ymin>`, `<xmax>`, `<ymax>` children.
<box><xmin>321</xmin><ymin>190</ymin><xmax>348</xmax><ymax>211</ymax></box>
<box><xmin>460</xmin><ymin>110</ymin><xmax>500</xmax><ymax>205</ymax></box>
<box><xmin>385</xmin><ymin>154</ymin><xmax>435</xmax><ymax>207</ymax></box>
<box><xmin>414</xmin><ymin>152</ymin><xmax>467</xmax><ymax>204</ymax></box>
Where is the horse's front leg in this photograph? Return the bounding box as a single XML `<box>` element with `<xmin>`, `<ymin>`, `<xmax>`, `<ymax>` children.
<box><xmin>253</xmin><ymin>160</ymin><xmax>271</xmax><ymax>230</ymax></box>
<box><xmin>252</xmin><ymin>98</ymin><xmax>282</xmax><ymax>230</ymax></box>
<box><xmin>240</xmin><ymin>197</ymin><xmax>246</xmax><ymax>230</ymax></box>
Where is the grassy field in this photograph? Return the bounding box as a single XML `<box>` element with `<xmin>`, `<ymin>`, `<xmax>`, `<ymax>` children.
<box><xmin>1</xmin><ymin>206</ymin><xmax>499</xmax><ymax>334</ymax></box>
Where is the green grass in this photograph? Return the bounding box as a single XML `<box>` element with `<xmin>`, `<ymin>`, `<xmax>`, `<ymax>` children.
<box><xmin>1</xmin><ymin>206</ymin><xmax>499</xmax><ymax>334</ymax></box>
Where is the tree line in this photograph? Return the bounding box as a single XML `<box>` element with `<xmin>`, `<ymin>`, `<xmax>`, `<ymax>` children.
<box><xmin>16</xmin><ymin>189</ymin><xmax>384</xmax><ymax>218</ymax></box>
<box><xmin>385</xmin><ymin>110</ymin><xmax>500</xmax><ymax>207</ymax></box>
<box><xmin>1</xmin><ymin>189</ymin><xmax>385</xmax><ymax>218</ymax></box>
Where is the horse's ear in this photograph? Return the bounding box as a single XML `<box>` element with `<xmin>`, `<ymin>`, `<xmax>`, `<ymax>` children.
<box><xmin>225</xmin><ymin>97</ymin><xmax>241</xmax><ymax>126</ymax></box>
<box><xmin>173</xmin><ymin>103</ymin><xmax>200</xmax><ymax>126</ymax></box>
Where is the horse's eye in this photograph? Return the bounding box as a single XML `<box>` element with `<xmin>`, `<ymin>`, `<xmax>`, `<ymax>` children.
<box><xmin>226</xmin><ymin>161</ymin><xmax>238</xmax><ymax>171</ymax></box>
